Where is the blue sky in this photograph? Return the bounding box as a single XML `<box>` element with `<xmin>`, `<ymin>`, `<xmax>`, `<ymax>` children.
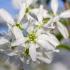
<box><xmin>0</xmin><ymin>0</ymin><xmax>18</xmax><ymax>17</ymax></box>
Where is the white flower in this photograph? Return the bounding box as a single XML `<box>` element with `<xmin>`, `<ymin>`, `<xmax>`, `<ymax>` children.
<box><xmin>0</xmin><ymin>9</ymin><xmax>25</xmax><ymax>43</ymax></box>
<box><xmin>31</xmin><ymin>5</ymin><xmax>47</xmax><ymax>22</ymax></box>
<box><xmin>25</xmin><ymin>5</ymin><xmax>53</xmax><ymax>33</ymax></box>
<box><xmin>0</xmin><ymin>7</ymin><xmax>60</xmax><ymax>64</ymax></box>
<box><xmin>0</xmin><ymin>0</ymin><xmax>68</xmax><ymax>64</ymax></box>
<box><xmin>23</xmin><ymin>28</ymin><xmax>60</xmax><ymax>63</ymax></box>
<box><xmin>30</xmin><ymin>5</ymin><xmax>51</xmax><ymax>25</ymax></box>
<box><xmin>8</xmin><ymin>26</ymin><xmax>60</xmax><ymax>64</ymax></box>
<box><xmin>12</xmin><ymin>0</ymin><xmax>37</xmax><ymax>23</ymax></box>
<box><xmin>28</xmin><ymin>2</ymin><xmax>69</xmax><ymax>39</ymax></box>
<box><xmin>0</xmin><ymin>9</ymin><xmax>27</xmax><ymax>59</ymax></box>
<box><xmin>43</xmin><ymin>0</ymin><xmax>69</xmax><ymax>39</ymax></box>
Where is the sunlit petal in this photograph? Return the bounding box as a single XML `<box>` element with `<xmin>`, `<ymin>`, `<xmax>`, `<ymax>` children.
<box><xmin>51</xmin><ymin>0</ymin><xmax>58</xmax><ymax>15</ymax></box>
<box><xmin>11</xmin><ymin>40</ymin><xmax>25</xmax><ymax>47</ymax></box>
<box><xmin>26</xmin><ymin>0</ymin><xmax>33</xmax><ymax>7</ymax></box>
<box><xmin>37</xmin><ymin>55</ymin><xmax>52</xmax><ymax>64</ymax></box>
<box><xmin>29</xmin><ymin>43</ymin><xmax>37</xmax><ymax>61</ymax></box>
<box><xmin>38</xmin><ymin>34</ymin><xmax>60</xmax><ymax>47</ymax></box>
<box><xmin>31</xmin><ymin>5</ymin><xmax>49</xmax><ymax>22</ymax></box>
<box><xmin>37</xmin><ymin>39</ymin><xmax>55</xmax><ymax>51</ymax></box>
<box><xmin>44</xmin><ymin>51</ymin><xmax>53</xmax><ymax>61</ymax></box>
<box><xmin>7</xmin><ymin>52</ymin><xmax>17</xmax><ymax>56</ymax></box>
<box><xmin>0</xmin><ymin>38</ymin><xmax>9</xmax><ymax>45</ymax></box>
<box><xmin>56</xmin><ymin>22</ymin><xmax>69</xmax><ymax>39</ymax></box>
<box><xmin>18</xmin><ymin>3</ymin><xmax>26</xmax><ymax>23</ymax></box>
<box><xmin>12</xmin><ymin>26</ymin><xmax>25</xmax><ymax>42</ymax></box>
<box><xmin>59</xmin><ymin>10</ymin><xmax>70</xmax><ymax>18</ymax></box>
<box><xmin>0</xmin><ymin>9</ymin><xmax>15</xmax><ymax>25</ymax></box>
<box><xmin>12</xmin><ymin>0</ymin><xmax>24</xmax><ymax>9</ymax></box>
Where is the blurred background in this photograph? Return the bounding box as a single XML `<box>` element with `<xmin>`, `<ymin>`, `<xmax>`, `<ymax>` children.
<box><xmin>0</xmin><ymin>0</ymin><xmax>70</xmax><ymax>70</ymax></box>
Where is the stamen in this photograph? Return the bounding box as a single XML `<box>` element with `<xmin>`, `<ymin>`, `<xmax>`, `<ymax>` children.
<box><xmin>28</xmin><ymin>31</ymin><xmax>36</xmax><ymax>43</ymax></box>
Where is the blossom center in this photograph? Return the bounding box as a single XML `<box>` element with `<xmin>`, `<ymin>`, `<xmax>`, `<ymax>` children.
<box><xmin>16</xmin><ymin>23</ymin><xmax>23</xmax><ymax>30</ymax></box>
<box><xmin>25</xmin><ymin>7</ymin><xmax>32</xmax><ymax>14</ymax></box>
<box><xmin>28</xmin><ymin>32</ymin><xmax>36</xmax><ymax>43</ymax></box>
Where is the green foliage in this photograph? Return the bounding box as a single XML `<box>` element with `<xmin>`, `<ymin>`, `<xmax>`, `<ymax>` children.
<box><xmin>60</xmin><ymin>19</ymin><xmax>70</xmax><ymax>26</ymax></box>
<box><xmin>16</xmin><ymin>23</ymin><xmax>23</xmax><ymax>30</ymax></box>
<box><xmin>57</xmin><ymin>44</ymin><xmax>70</xmax><ymax>51</ymax></box>
<box><xmin>43</xmin><ymin>18</ymin><xmax>50</xmax><ymax>24</ymax></box>
<box><xmin>23</xmin><ymin>48</ymin><xmax>29</xmax><ymax>57</ymax></box>
<box><xmin>56</xmin><ymin>33</ymin><xmax>63</xmax><ymax>41</ymax></box>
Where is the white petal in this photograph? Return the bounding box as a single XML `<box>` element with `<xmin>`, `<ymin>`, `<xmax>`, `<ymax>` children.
<box><xmin>37</xmin><ymin>56</ymin><xmax>52</xmax><ymax>64</ymax></box>
<box><xmin>0</xmin><ymin>9</ymin><xmax>15</xmax><ymax>25</ymax></box>
<box><xmin>26</xmin><ymin>25</ymin><xmax>34</xmax><ymax>33</ymax></box>
<box><xmin>44</xmin><ymin>51</ymin><xmax>53</xmax><ymax>59</ymax></box>
<box><xmin>40</xmin><ymin>6</ymin><xmax>52</xmax><ymax>18</ymax></box>
<box><xmin>59</xmin><ymin>10</ymin><xmax>70</xmax><ymax>18</ymax></box>
<box><xmin>12</xmin><ymin>0</ymin><xmax>22</xmax><ymax>9</ymax></box>
<box><xmin>37</xmin><ymin>39</ymin><xmax>55</xmax><ymax>50</ymax></box>
<box><xmin>38</xmin><ymin>34</ymin><xmax>60</xmax><ymax>47</ymax></box>
<box><xmin>46</xmin><ymin>33</ymin><xmax>60</xmax><ymax>47</ymax></box>
<box><xmin>17</xmin><ymin>0</ymin><xmax>34</xmax><ymax>22</ymax></box>
<box><xmin>31</xmin><ymin>8</ymin><xmax>42</xmax><ymax>22</ymax></box>
<box><xmin>7</xmin><ymin>52</ymin><xmax>17</xmax><ymax>56</ymax></box>
<box><xmin>56</xmin><ymin>22</ymin><xmax>69</xmax><ymax>39</ymax></box>
<box><xmin>39</xmin><ymin>5</ymin><xmax>49</xmax><ymax>19</ymax></box>
<box><xmin>31</xmin><ymin>5</ymin><xmax>48</xmax><ymax>22</ymax></box>
<box><xmin>18</xmin><ymin>3</ymin><xmax>26</xmax><ymax>23</ymax></box>
<box><xmin>0</xmin><ymin>38</ymin><xmax>9</xmax><ymax>45</ymax></box>
<box><xmin>53</xmin><ymin>49</ymin><xmax>60</xmax><ymax>52</ymax></box>
<box><xmin>36</xmin><ymin>52</ymin><xmax>42</xmax><ymax>56</ymax></box>
<box><xmin>44</xmin><ymin>18</ymin><xmax>54</xmax><ymax>27</ymax></box>
<box><xmin>26</xmin><ymin>0</ymin><xmax>33</xmax><ymax>7</ymax></box>
<box><xmin>25</xmin><ymin>19</ymin><xmax>35</xmax><ymax>33</ymax></box>
<box><xmin>20</xmin><ymin>57</ymin><xmax>24</xmax><ymax>62</ymax></box>
<box><xmin>36</xmin><ymin>29</ymin><xmax>44</xmax><ymax>36</ymax></box>
<box><xmin>51</xmin><ymin>0</ymin><xmax>58</xmax><ymax>15</ymax></box>
<box><xmin>12</xmin><ymin>0</ymin><xmax>24</xmax><ymax>9</ymax></box>
<box><xmin>29</xmin><ymin>43</ymin><xmax>37</xmax><ymax>61</ymax></box>
<box><xmin>12</xmin><ymin>26</ymin><xmax>25</xmax><ymax>42</ymax></box>
<box><xmin>27</xmin><ymin>14</ymin><xmax>38</xmax><ymax>25</ymax></box>
<box><xmin>11</xmin><ymin>40</ymin><xmax>25</xmax><ymax>47</ymax></box>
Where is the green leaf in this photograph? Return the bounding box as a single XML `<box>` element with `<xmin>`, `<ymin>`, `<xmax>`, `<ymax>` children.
<box><xmin>43</xmin><ymin>18</ymin><xmax>50</xmax><ymax>24</ymax></box>
<box><xmin>56</xmin><ymin>33</ymin><xmax>63</xmax><ymax>41</ymax></box>
<box><xmin>57</xmin><ymin>44</ymin><xmax>70</xmax><ymax>51</ymax></box>
<box><xmin>60</xmin><ymin>19</ymin><xmax>70</xmax><ymax>26</ymax></box>
<box><xmin>16</xmin><ymin>23</ymin><xmax>23</xmax><ymax>30</ymax></box>
<box><xmin>23</xmin><ymin>48</ymin><xmax>29</xmax><ymax>57</ymax></box>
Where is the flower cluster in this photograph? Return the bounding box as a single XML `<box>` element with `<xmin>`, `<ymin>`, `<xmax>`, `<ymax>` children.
<box><xmin>0</xmin><ymin>0</ymin><xmax>69</xmax><ymax>64</ymax></box>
